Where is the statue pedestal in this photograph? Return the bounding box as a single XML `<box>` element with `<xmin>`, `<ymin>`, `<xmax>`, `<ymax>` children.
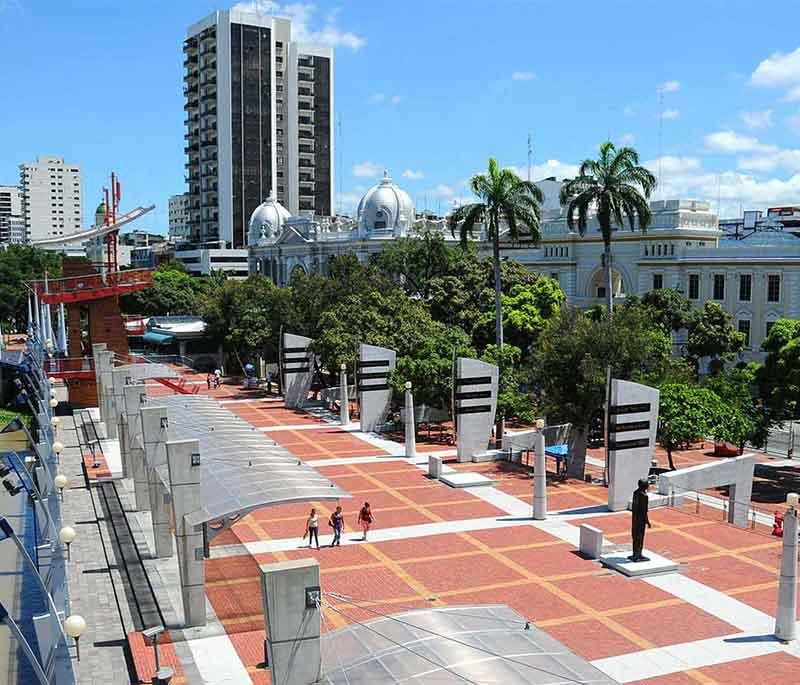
<box><xmin>599</xmin><ymin>550</ymin><xmax>678</xmax><ymax>577</ymax></box>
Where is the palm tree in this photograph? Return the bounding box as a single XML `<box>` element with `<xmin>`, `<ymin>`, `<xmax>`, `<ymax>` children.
<box><xmin>560</xmin><ymin>141</ymin><xmax>656</xmax><ymax>316</ymax></box>
<box><xmin>449</xmin><ymin>158</ymin><xmax>544</xmax><ymax>347</ymax></box>
<box><xmin>449</xmin><ymin>158</ymin><xmax>543</xmax><ymax>442</ymax></box>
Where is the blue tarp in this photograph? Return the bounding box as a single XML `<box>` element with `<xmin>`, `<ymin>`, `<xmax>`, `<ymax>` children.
<box><xmin>143</xmin><ymin>331</ymin><xmax>174</xmax><ymax>346</ymax></box>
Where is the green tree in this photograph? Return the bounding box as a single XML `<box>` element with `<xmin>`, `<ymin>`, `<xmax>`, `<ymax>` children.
<box><xmin>658</xmin><ymin>384</ymin><xmax>722</xmax><ymax>469</ymax></box>
<box><xmin>686</xmin><ymin>301</ymin><xmax>745</xmax><ymax>373</ymax></box>
<box><xmin>531</xmin><ymin>305</ymin><xmax>672</xmax><ymax>469</ymax></box>
<box><xmin>560</xmin><ymin>141</ymin><xmax>656</xmax><ymax>316</ymax></box>
<box><xmin>0</xmin><ymin>245</ymin><xmax>62</xmax><ymax>331</ymax></box>
<box><xmin>758</xmin><ymin>318</ymin><xmax>800</xmax><ymax>421</ymax></box>
<box><xmin>449</xmin><ymin>158</ymin><xmax>543</xmax><ymax>350</ymax></box>
<box><xmin>639</xmin><ymin>288</ymin><xmax>692</xmax><ymax>332</ymax></box>
<box><xmin>391</xmin><ymin>324</ymin><xmax>474</xmax><ymax>411</ymax></box>
<box><xmin>703</xmin><ymin>363</ymin><xmax>767</xmax><ymax>447</ymax></box>
<box><xmin>120</xmin><ymin>265</ymin><xmax>207</xmax><ymax>316</ymax></box>
<box><xmin>481</xmin><ymin>343</ymin><xmax>534</xmax><ymax>424</ymax></box>
<box><xmin>472</xmin><ymin>278</ymin><xmax>564</xmax><ymax>355</ymax></box>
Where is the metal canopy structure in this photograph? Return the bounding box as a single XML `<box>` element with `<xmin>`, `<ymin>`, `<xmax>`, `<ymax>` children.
<box><xmin>148</xmin><ymin>395</ymin><xmax>349</xmax><ymax>527</ymax></box>
<box><xmin>320</xmin><ymin>604</ymin><xmax>620</xmax><ymax>684</ymax></box>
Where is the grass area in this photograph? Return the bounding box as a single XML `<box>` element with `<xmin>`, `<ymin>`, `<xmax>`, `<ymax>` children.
<box><xmin>0</xmin><ymin>408</ymin><xmax>30</xmax><ymax>428</ymax></box>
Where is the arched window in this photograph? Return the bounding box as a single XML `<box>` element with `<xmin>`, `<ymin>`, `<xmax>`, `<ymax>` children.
<box><xmin>374</xmin><ymin>209</ymin><xmax>386</xmax><ymax>230</ymax></box>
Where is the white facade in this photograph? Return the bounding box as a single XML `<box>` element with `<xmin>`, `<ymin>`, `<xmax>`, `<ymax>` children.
<box><xmin>168</xmin><ymin>193</ymin><xmax>191</xmax><ymax>239</ymax></box>
<box><xmin>184</xmin><ymin>9</ymin><xmax>334</xmax><ymax>249</ymax></box>
<box><xmin>0</xmin><ymin>184</ymin><xmax>25</xmax><ymax>244</ymax></box>
<box><xmin>175</xmin><ymin>243</ymin><xmax>249</xmax><ymax>278</ymax></box>
<box><xmin>19</xmin><ymin>155</ymin><xmax>82</xmax><ymax>242</ymax></box>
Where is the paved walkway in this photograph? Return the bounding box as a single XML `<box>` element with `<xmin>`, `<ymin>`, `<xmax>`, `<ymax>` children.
<box><xmin>113</xmin><ymin>390</ymin><xmax>800</xmax><ymax>684</ymax></box>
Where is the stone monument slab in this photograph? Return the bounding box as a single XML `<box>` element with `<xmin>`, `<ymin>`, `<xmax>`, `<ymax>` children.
<box><xmin>357</xmin><ymin>344</ymin><xmax>396</xmax><ymax>433</ymax></box>
<box><xmin>455</xmin><ymin>358</ymin><xmax>499</xmax><ymax>463</ymax></box>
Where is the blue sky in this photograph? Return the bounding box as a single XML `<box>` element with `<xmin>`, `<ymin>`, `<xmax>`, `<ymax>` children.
<box><xmin>2</xmin><ymin>0</ymin><xmax>800</xmax><ymax>232</ymax></box>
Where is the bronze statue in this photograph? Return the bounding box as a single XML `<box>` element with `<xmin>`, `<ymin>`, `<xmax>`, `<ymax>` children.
<box><xmin>629</xmin><ymin>479</ymin><xmax>652</xmax><ymax>562</ymax></box>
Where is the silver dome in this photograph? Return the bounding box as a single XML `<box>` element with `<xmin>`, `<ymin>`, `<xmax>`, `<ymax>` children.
<box><xmin>248</xmin><ymin>192</ymin><xmax>291</xmax><ymax>246</ymax></box>
<box><xmin>357</xmin><ymin>170</ymin><xmax>414</xmax><ymax>238</ymax></box>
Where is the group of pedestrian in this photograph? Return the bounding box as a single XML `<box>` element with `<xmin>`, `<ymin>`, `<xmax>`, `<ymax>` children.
<box><xmin>302</xmin><ymin>502</ymin><xmax>374</xmax><ymax>549</ymax></box>
<box><xmin>205</xmin><ymin>369</ymin><xmax>222</xmax><ymax>389</ymax></box>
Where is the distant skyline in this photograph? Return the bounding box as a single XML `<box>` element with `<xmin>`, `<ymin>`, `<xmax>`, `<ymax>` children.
<box><xmin>2</xmin><ymin>1</ymin><xmax>800</xmax><ymax>234</ymax></box>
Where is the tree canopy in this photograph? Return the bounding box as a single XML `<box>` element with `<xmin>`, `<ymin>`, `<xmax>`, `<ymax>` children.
<box><xmin>686</xmin><ymin>301</ymin><xmax>745</xmax><ymax>371</ymax></box>
<box><xmin>0</xmin><ymin>245</ymin><xmax>62</xmax><ymax>331</ymax></box>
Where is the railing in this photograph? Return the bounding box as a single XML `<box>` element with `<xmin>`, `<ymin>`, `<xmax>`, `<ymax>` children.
<box><xmin>44</xmin><ymin>357</ymin><xmax>95</xmax><ymax>375</ymax></box>
<box><xmin>29</xmin><ymin>268</ymin><xmax>154</xmax><ymax>298</ymax></box>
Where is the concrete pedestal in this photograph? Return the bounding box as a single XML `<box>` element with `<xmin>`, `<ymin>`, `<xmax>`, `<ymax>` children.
<box><xmin>260</xmin><ymin>558</ymin><xmax>321</xmax><ymax>685</ymax></box>
<box><xmin>428</xmin><ymin>454</ymin><xmax>442</xmax><ymax>479</ymax></box>
<box><xmin>579</xmin><ymin>525</ymin><xmax>604</xmax><ymax>559</ymax></box>
<box><xmin>141</xmin><ymin>406</ymin><xmax>173</xmax><ymax>559</ymax></box>
<box><xmin>600</xmin><ymin>550</ymin><xmax>678</xmax><ymax>577</ymax></box>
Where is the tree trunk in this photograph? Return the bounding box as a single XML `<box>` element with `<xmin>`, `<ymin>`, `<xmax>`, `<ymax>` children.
<box><xmin>492</xmin><ymin>229</ymin><xmax>504</xmax><ymax>446</ymax></box>
<box><xmin>603</xmin><ymin>241</ymin><xmax>614</xmax><ymax>317</ymax></box>
<box><xmin>567</xmin><ymin>426</ymin><xmax>587</xmax><ymax>479</ymax></box>
<box><xmin>667</xmin><ymin>445</ymin><xmax>676</xmax><ymax>471</ymax></box>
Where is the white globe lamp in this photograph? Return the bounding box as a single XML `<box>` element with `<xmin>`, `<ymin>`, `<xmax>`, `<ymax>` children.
<box><xmin>64</xmin><ymin>615</ymin><xmax>87</xmax><ymax>661</ymax></box>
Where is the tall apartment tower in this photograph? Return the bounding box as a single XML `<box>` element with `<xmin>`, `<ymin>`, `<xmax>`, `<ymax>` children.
<box><xmin>168</xmin><ymin>193</ymin><xmax>191</xmax><ymax>240</ymax></box>
<box><xmin>19</xmin><ymin>155</ymin><xmax>83</xmax><ymax>243</ymax></box>
<box><xmin>0</xmin><ymin>185</ymin><xmax>25</xmax><ymax>244</ymax></box>
<box><xmin>184</xmin><ymin>8</ymin><xmax>334</xmax><ymax>249</ymax></box>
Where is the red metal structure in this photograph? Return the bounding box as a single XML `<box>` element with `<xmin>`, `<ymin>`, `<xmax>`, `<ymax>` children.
<box><xmin>29</xmin><ymin>269</ymin><xmax>153</xmax><ymax>305</ymax></box>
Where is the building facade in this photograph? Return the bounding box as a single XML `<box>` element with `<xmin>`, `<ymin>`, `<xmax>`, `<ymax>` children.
<box><xmin>183</xmin><ymin>8</ymin><xmax>334</xmax><ymax>249</ymax></box>
<box><xmin>248</xmin><ymin>174</ymin><xmax>800</xmax><ymax>362</ymax></box>
<box><xmin>0</xmin><ymin>184</ymin><xmax>25</xmax><ymax>244</ymax></box>
<box><xmin>168</xmin><ymin>193</ymin><xmax>191</xmax><ymax>239</ymax></box>
<box><xmin>19</xmin><ymin>155</ymin><xmax>82</xmax><ymax>243</ymax></box>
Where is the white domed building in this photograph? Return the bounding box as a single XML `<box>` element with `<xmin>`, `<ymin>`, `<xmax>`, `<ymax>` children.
<box><xmin>356</xmin><ymin>171</ymin><xmax>415</xmax><ymax>238</ymax></box>
<box><xmin>248</xmin><ymin>172</ymin><xmax>430</xmax><ymax>284</ymax></box>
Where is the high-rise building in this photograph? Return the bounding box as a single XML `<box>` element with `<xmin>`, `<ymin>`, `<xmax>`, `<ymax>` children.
<box><xmin>184</xmin><ymin>8</ymin><xmax>334</xmax><ymax>249</ymax></box>
<box><xmin>168</xmin><ymin>193</ymin><xmax>191</xmax><ymax>240</ymax></box>
<box><xmin>0</xmin><ymin>184</ymin><xmax>25</xmax><ymax>244</ymax></box>
<box><xmin>19</xmin><ymin>155</ymin><xmax>83</xmax><ymax>242</ymax></box>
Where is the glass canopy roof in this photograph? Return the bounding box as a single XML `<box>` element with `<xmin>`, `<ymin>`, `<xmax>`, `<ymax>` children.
<box><xmin>320</xmin><ymin>604</ymin><xmax>619</xmax><ymax>684</ymax></box>
<box><xmin>146</xmin><ymin>395</ymin><xmax>350</xmax><ymax>527</ymax></box>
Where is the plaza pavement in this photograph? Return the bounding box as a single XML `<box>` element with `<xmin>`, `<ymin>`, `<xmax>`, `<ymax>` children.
<box><xmin>120</xmin><ymin>379</ymin><xmax>800</xmax><ymax>685</ymax></box>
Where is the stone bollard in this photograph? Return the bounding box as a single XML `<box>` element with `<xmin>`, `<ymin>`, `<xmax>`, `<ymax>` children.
<box><xmin>579</xmin><ymin>525</ymin><xmax>604</xmax><ymax>559</ymax></box>
<box><xmin>404</xmin><ymin>382</ymin><xmax>416</xmax><ymax>459</ymax></box>
<box><xmin>775</xmin><ymin>496</ymin><xmax>798</xmax><ymax>642</ymax></box>
<box><xmin>339</xmin><ymin>364</ymin><xmax>350</xmax><ymax>426</ymax></box>
<box><xmin>428</xmin><ymin>454</ymin><xmax>442</xmax><ymax>479</ymax></box>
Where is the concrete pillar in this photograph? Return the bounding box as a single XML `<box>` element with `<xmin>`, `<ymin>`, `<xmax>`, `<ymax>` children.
<box><xmin>141</xmin><ymin>406</ymin><xmax>173</xmax><ymax>558</ymax></box>
<box><xmin>775</xmin><ymin>503</ymin><xmax>798</xmax><ymax>642</ymax></box>
<box><xmin>405</xmin><ymin>383</ymin><xmax>416</xmax><ymax>459</ymax></box>
<box><xmin>111</xmin><ymin>368</ymin><xmax>130</xmax><ymax>470</ymax></box>
<box><xmin>339</xmin><ymin>365</ymin><xmax>349</xmax><ymax>426</ymax></box>
<box><xmin>124</xmin><ymin>384</ymin><xmax>150</xmax><ymax>511</ymax></box>
<box><xmin>166</xmin><ymin>438</ymin><xmax>206</xmax><ymax>627</ymax></box>
<box><xmin>94</xmin><ymin>349</ymin><xmax>113</xmax><ymax>424</ymax></box>
<box><xmin>260</xmin><ymin>558</ymin><xmax>321</xmax><ymax>685</ymax></box>
<box><xmin>533</xmin><ymin>431</ymin><xmax>547</xmax><ymax>520</ymax></box>
<box><xmin>100</xmin><ymin>370</ymin><xmax>115</xmax><ymax>438</ymax></box>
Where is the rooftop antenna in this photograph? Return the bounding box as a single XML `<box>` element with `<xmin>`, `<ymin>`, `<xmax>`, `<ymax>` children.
<box><xmin>527</xmin><ymin>133</ymin><xmax>532</xmax><ymax>182</ymax></box>
<box><xmin>657</xmin><ymin>86</ymin><xmax>664</xmax><ymax>200</ymax></box>
<box><xmin>337</xmin><ymin>113</ymin><xmax>343</xmax><ymax>215</ymax></box>
<box><xmin>716</xmin><ymin>174</ymin><xmax>721</xmax><ymax>216</ymax></box>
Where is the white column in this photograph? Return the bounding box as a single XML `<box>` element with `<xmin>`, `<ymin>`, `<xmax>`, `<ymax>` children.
<box><xmin>775</xmin><ymin>499</ymin><xmax>798</xmax><ymax>642</ymax></box>
<box><xmin>141</xmin><ymin>405</ymin><xmax>173</xmax><ymax>559</ymax></box>
<box><xmin>533</xmin><ymin>431</ymin><xmax>547</xmax><ymax>520</ymax></box>
<box><xmin>123</xmin><ymin>384</ymin><xmax>150</xmax><ymax>511</ymax></box>
<box><xmin>404</xmin><ymin>382</ymin><xmax>416</xmax><ymax>459</ymax></box>
<box><xmin>166</xmin><ymin>438</ymin><xmax>205</xmax><ymax>627</ymax></box>
<box><xmin>339</xmin><ymin>364</ymin><xmax>349</xmax><ymax>426</ymax></box>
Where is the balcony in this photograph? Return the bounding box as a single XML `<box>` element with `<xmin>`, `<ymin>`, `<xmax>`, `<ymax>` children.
<box><xmin>298</xmin><ymin>159</ymin><xmax>315</xmax><ymax>168</ymax></box>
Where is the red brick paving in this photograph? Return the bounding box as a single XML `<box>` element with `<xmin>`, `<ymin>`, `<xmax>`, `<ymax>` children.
<box><xmin>191</xmin><ymin>396</ymin><xmax>800</xmax><ymax>683</ymax></box>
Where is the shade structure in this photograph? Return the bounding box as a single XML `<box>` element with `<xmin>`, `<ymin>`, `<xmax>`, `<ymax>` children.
<box><xmin>143</xmin><ymin>331</ymin><xmax>174</xmax><ymax>346</ymax></box>
<box><xmin>145</xmin><ymin>395</ymin><xmax>350</xmax><ymax>527</ymax></box>
<box><xmin>319</xmin><ymin>604</ymin><xmax>620</xmax><ymax>684</ymax></box>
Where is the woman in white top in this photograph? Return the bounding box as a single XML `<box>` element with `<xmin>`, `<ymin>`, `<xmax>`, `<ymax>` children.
<box><xmin>304</xmin><ymin>508</ymin><xmax>320</xmax><ymax>549</ymax></box>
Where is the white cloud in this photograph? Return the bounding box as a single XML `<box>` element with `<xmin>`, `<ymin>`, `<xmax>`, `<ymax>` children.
<box><xmin>704</xmin><ymin>130</ymin><xmax>772</xmax><ymax>154</ymax></box>
<box><xmin>531</xmin><ymin>159</ymin><xmax>579</xmax><ymax>181</ymax></box>
<box><xmin>367</xmin><ymin>93</ymin><xmax>403</xmax><ymax>105</ymax></box>
<box><xmin>661</xmin><ymin>108</ymin><xmax>680</xmax><ymax>120</ymax></box>
<box><xmin>619</xmin><ymin>133</ymin><xmax>636</xmax><ymax>145</ymax></box>
<box><xmin>402</xmin><ymin>169</ymin><xmax>424</xmax><ymax>180</ymax></box>
<box><xmin>511</xmin><ymin>71</ymin><xmax>537</xmax><ymax>81</ymax></box>
<box><xmin>784</xmin><ymin>85</ymin><xmax>800</xmax><ymax>102</ymax></box>
<box><xmin>352</xmin><ymin>161</ymin><xmax>382</xmax><ymax>178</ymax></box>
<box><xmin>658</xmin><ymin>80</ymin><xmax>681</xmax><ymax>93</ymax></box>
<box><xmin>750</xmin><ymin>46</ymin><xmax>800</xmax><ymax>87</ymax></box>
<box><xmin>738</xmin><ymin>149</ymin><xmax>800</xmax><ymax>173</ymax></box>
<box><xmin>232</xmin><ymin>1</ymin><xmax>365</xmax><ymax>50</ymax></box>
<box><xmin>645</xmin><ymin>156</ymin><xmax>701</xmax><ymax>175</ymax></box>
<box><xmin>739</xmin><ymin>109</ymin><xmax>774</xmax><ymax>130</ymax></box>
<box><xmin>623</xmin><ymin>105</ymin><xmax>637</xmax><ymax>117</ymax></box>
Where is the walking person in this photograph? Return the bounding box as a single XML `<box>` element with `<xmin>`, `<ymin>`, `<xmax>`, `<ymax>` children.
<box><xmin>329</xmin><ymin>505</ymin><xmax>344</xmax><ymax>547</ymax></box>
<box><xmin>304</xmin><ymin>507</ymin><xmax>320</xmax><ymax>549</ymax></box>
<box><xmin>213</xmin><ymin>368</ymin><xmax>221</xmax><ymax>389</ymax></box>
<box><xmin>206</xmin><ymin>373</ymin><xmax>212</xmax><ymax>389</ymax></box>
<box><xmin>357</xmin><ymin>502</ymin><xmax>374</xmax><ymax>541</ymax></box>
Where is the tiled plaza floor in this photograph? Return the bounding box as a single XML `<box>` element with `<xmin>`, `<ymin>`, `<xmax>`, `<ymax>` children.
<box><xmin>156</xmin><ymin>398</ymin><xmax>797</xmax><ymax>685</ymax></box>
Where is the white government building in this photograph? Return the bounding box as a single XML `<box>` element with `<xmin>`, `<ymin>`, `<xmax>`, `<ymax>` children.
<box><xmin>248</xmin><ymin>172</ymin><xmax>800</xmax><ymax>361</ymax></box>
